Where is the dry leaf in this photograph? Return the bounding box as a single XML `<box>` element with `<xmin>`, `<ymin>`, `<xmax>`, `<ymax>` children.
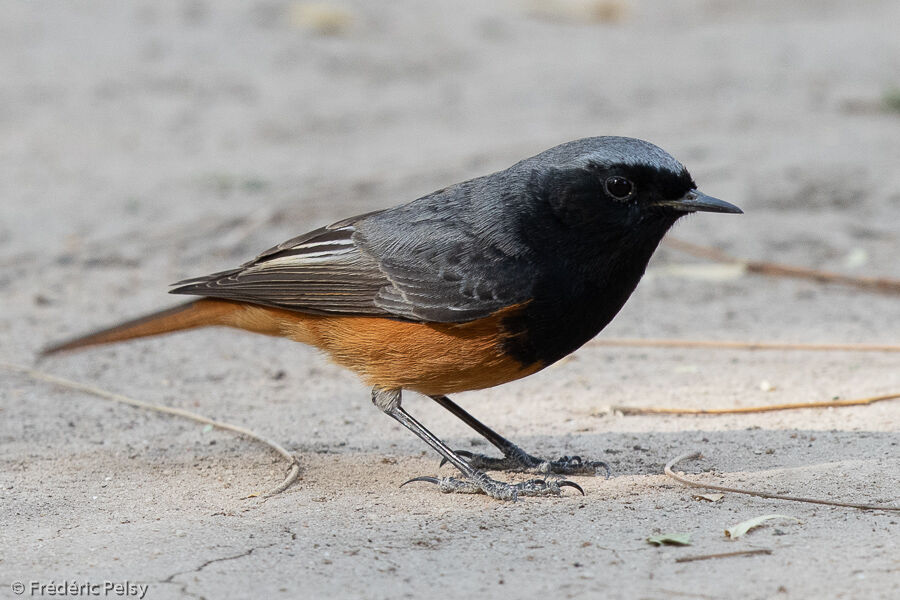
<box><xmin>647</xmin><ymin>533</ymin><xmax>692</xmax><ymax>546</ymax></box>
<box><xmin>842</xmin><ymin>247</ymin><xmax>868</xmax><ymax>269</ymax></box>
<box><xmin>645</xmin><ymin>263</ymin><xmax>747</xmax><ymax>282</ymax></box>
<box><xmin>525</xmin><ymin>0</ymin><xmax>628</xmax><ymax>24</ymax></box>
<box><xmin>692</xmin><ymin>493</ymin><xmax>724</xmax><ymax>502</ymax></box>
<box><xmin>288</xmin><ymin>2</ymin><xmax>354</xmax><ymax>35</ymax></box>
<box><xmin>725</xmin><ymin>515</ymin><xmax>801</xmax><ymax>539</ymax></box>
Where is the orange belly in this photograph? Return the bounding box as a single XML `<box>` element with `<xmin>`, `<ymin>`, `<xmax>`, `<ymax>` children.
<box><xmin>224</xmin><ymin>302</ymin><xmax>542</xmax><ymax>395</ymax></box>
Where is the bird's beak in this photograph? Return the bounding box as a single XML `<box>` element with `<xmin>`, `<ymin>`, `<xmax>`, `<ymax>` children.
<box><xmin>657</xmin><ymin>190</ymin><xmax>743</xmax><ymax>214</ymax></box>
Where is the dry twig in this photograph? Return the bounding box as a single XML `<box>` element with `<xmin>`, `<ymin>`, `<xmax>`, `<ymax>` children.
<box><xmin>2</xmin><ymin>361</ymin><xmax>300</xmax><ymax>498</ymax></box>
<box><xmin>665</xmin><ymin>451</ymin><xmax>900</xmax><ymax>512</ymax></box>
<box><xmin>613</xmin><ymin>392</ymin><xmax>900</xmax><ymax>415</ymax></box>
<box><xmin>665</xmin><ymin>237</ymin><xmax>900</xmax><ymax>295</ymax></box>
<box><xmin>675</xmin><ymin>549</ymin><xmax>772</xmax><ymax>563</ymax></box>
<box><xmin>591</xmin><ymin>338</ymin><xmax>900</xmax><ymax>353</ymax></box>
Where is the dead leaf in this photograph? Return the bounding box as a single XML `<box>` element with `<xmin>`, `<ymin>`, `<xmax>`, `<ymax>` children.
<box><xmin>759</xmin><ymin>380</ymin><xmax>776</xmax><ymax>392</ymax></box>
<box><xmin>647</xmin><ymin>533</ymin><xmax>692</xmax><ymax>546</ymax></box>
<box><xmin>645</xmin><ymin>263</ymin><xmax>747</xmax><ymax>282</ymax></box>
<box><xmin>692</xmin><ymin>493</ymin><xmax>724</xmax><ymax>503</ymax></box>
<box><xmin>288</xmin><ymin>2</ymin><xmax>354</xmax><ymax>35</ymax></box>
<box><xmin>842</xmin><ymin>247</ymin><xmax>868</xmax><ymax>269</ymax></box>
<box><xmin>725</xmin><ymin>515</ymin><xmax>801</xmax><ymax>539</ymax></box>
<box><xmin>525</xmin><ymin>0</ymin><xmax>628</xmax><ymax>24</ymax></box>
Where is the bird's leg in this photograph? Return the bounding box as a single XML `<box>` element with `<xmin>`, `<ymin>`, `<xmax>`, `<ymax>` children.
<box><xmin>429</xmin><ymin>394</ymin><xmax>610</xmax><ymax>477</ymax></box>
<box><xmin>371</xmin><ymin>387</ymin><xmax>582</xmax><ymax>500</ymax></box>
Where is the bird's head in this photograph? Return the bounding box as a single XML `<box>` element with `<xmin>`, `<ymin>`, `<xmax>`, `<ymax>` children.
<box><xmin>532</xmin><ymin>137</ymin><xmax>741</xmax><ymax>240</ymax></box>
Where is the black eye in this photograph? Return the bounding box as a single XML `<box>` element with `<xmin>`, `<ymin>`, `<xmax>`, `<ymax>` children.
<box><xmin>605</xmin><ymin>176</ymin><xmax>634</xmax><ymax>200</ymax></box>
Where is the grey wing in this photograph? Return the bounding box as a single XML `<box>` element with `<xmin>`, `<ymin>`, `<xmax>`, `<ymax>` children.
<box><xmin>170</xmin><ymin>218</ymin><xmax>392</xmax><ymax>316</ymax></box>
<box><xmin>354</xmin><ymin>211</ymin><xmax>534</xmax><ymax>322</ymax></box>
<box><xmin>172</xmin><ymin>208</ymin><xmax>534</xmax><ymax>322</ymax></box>
<box><xmin>368</xmin><ymin>241</ymin><xmax>529</xmax><ymax>321</ymax></box>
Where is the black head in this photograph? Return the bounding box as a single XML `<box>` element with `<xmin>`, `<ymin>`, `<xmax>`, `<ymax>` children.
<box><xmin>498</xmin><ymin>138</ymin><xmax>742</xmax><ymax>366</ymax></box>
<box><xmin>531</xmin><ymin>137</ymin><xmax>741</xmax><ymax>240</ymax></box>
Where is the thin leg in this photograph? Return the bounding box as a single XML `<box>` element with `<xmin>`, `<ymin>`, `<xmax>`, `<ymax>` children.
<box><xmin>372</xmin><ymin>387</ymin><xmax>582</xmax><ymax>501</ymax></box>
<box><xmin>429</xmin><ymin>394</ymin><xmax>610</xmax><ymax>477</ymax></box>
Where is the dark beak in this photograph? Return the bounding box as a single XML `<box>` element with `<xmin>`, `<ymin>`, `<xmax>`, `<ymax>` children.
<box><xmin>657</xmin><ymin>190</ymin><xmax>743</xmax><ymax>214</ymax></box>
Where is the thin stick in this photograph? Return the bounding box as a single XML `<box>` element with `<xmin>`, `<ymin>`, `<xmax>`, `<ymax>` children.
<box><xmin>664</xmin><ymin>451</ymin><xmax>900</xmax><ymax>511</ymax></box>
<box><xmin>613</xmin><ymin>392</ymin><xmax>900</xmax><ymax>415</ymax></box>
<box><xmin>2</xmin><ymin>362</ymin><xmax>300</xmax><ymax>498</ymax></box>
<box><xmin>665</xmin><ymin>237</ymin><xmax>900</xmax><ymax>295</ymax></box>
<box><xmin>675</xmin><ymin>549</ymin><xmax>772</xmax><ymax>563</ymax></box>
<box><xmin>590</xmin><ymin>338</ymin><xmax>900</xmax><ymax>353</ymax></box>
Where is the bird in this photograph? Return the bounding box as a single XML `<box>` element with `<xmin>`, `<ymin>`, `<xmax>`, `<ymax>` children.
<box><xmin>42</xmin><ymin>136</ymin><xmax>742</xmax><ymax>501</ymax></box>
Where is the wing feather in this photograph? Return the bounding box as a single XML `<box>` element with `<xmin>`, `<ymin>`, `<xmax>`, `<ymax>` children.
<box><xmin>170</xmin><ymin>219</ymin><xmax>391</xmax><ymax>316</ymax></box>
<box><xmin>171</xmin><ymin>180</ymin><xmax>536</xmax><ymax>323</ymax></box>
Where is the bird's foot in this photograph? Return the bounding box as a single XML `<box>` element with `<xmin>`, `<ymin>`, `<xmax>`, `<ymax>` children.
<box><xmin>402</xmin><ymin>472</ymin><xmax>583</xmax><ymax>501</ymax></box>
<box><xmin>444</xmin><ymin>445</ymin><xmax>610</xmax><ymax>477</ymax></box>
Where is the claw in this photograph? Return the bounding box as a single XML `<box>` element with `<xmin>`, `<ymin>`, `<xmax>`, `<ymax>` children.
<box><xmin>439</xmin><ymin>449</ymin><xmax>474</xmax><ymax>468</ymax></box>
<box><xmin>401</xmin><ymin>476</ymin><xmax>440</xmax><ymax>488</ymax></box>
<box><xmin>557</xmin><ymin>480</ymin><xmax>585</xmax><ymax>495</ymax></box>
<box><xmin>595</xmin><ymin>461</ymin><xmax>612</xmax><ymax>479</ymax></box>
<box><xmin>439</xmin><ymin>448</ymin><xmax>610</xmax><ymax>479</ymax></box>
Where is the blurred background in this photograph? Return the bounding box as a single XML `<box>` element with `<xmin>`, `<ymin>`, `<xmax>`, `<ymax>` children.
<box><xmin>3</xmin><ymin>1</ymin><xmax>899</xmax><ymax>329</ymax></box>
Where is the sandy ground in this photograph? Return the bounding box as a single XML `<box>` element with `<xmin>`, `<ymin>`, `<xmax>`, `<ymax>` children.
<box><xmin>2</xmin><ymin>1</ymin><xmax>899</xmax><ymax>598</ymax></box>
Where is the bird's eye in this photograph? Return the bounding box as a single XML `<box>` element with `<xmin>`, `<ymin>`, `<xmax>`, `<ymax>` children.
<box><xmin>604</xmin><ymin>176</ymin><xmax>635</xmax><ymax>201</ymax></box>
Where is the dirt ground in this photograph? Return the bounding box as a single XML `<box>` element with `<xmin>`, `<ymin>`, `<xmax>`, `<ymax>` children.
<box><xmin>2</xmin><ymin>1</ymin><xmax>899</xmax><ymax>599</ymax></box>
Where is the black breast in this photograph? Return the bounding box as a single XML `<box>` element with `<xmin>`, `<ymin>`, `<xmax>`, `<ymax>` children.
<box><xmin>499</xmin><ymin>218</ymin><xmax>676</xmax><ymax>367</ymax></box>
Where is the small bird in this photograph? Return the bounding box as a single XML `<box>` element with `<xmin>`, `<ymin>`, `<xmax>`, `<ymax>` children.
<box><xmin>43</xmin><ymin>137</ymin><xmax>741</xmax><ymax>500</ymax></box>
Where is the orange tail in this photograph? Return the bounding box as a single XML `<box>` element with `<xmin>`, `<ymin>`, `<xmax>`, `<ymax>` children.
<box><xmin>41</xmin><ymin>299</ymin><xmax>244</xmax><ymax>356</ymax></box>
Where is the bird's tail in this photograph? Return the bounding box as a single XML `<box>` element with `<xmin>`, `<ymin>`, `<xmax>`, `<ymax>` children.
<box><xmin>40</xmin><ymin>299</ymin><xmax>244</xmax><ymax>356</ymax></box>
